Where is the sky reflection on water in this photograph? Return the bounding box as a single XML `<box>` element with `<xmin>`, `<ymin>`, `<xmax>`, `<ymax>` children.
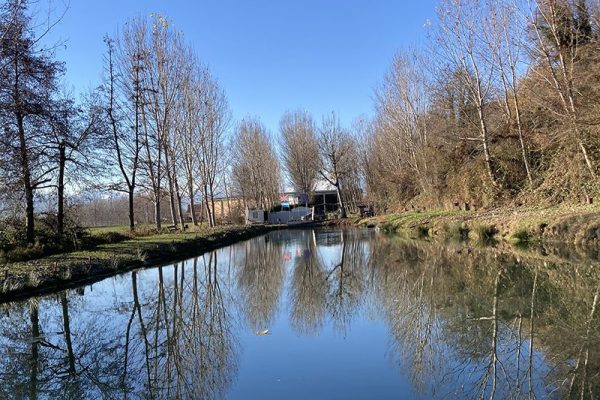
<box><xmin>0</xmin><ymin>228</ymin><xmax>598</xmax><ymax>399</ymax></box>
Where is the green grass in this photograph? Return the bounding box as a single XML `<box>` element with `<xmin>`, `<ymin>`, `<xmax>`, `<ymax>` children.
<box><xmin>0</xmin><ymin>224</ymin><xmax>274</xmax><ymax>300</ymax></box>
<box><xmin>50</xmin><ymin>225</ymin><xmax>240</xmax><ymax>262</ymax></box>
<box><xmin>364</xmin><ymin>210</ymin><xmax>467</xmax><ymax>236</ymax></box>
<box><xmin>359</xmin><ymin>205</ymin><xmax>600</xmax><ymax>246</ymax></box>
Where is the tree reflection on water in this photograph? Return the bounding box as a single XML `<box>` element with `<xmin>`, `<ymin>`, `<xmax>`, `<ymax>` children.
<box><xmin>0</xmin><ymin>228</ymin><xmax>598</xmax><ymax>399</ymax></box>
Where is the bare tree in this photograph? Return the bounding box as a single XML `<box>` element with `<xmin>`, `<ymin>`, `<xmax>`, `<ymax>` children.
<box><xmin>317</xmin><ymin>113</ymin><xmax>357</xmax><ymax>218</ymax></box>
<box><xmin>133</xmin><ymin>15</ymin><xmax>187</xmax><ymax>230</ymax></box>
<box><xmin>374</xmin><ymin>51</ymin><xmax>433</xmax><ymax>194</ymax></box>
<box><xmin>524</xmin><ymin>0</ymin><xmax>597</xmax><ymax>178</ymax></box>
<box><xmin>197</xmin><ymin>68</ymin><xmax>229</xmax><ymax>227</ymax></box>
<box><xmin>49</xmin><ymin>93</ymin><xmax>102</xmax><ymax>239</ymax></box>
<box><xmin>174</xmin><ymin>64</ymin><xmax>201</xmax><ymax>226</ymax></box>
<box><xmin>231</xmin><ymin>118</ymin><xmax>280</xmax><ymax>211</ymax></box>
<box><xmin>279</xmin><ymin>110</ymin><xmax>320</xmax><ymax>201</ymax></box>
<box><xmin>485</xmin><ymin>0</ymin><xmax>534</xmax><ymax>186</ymax></box>
<box><xmin>435</xmin><ymin>0</ymin><xmax>500</xmax><ymax>188</ymax></box>
<box><xmin>0</xmin><ymin>0</ymin><xmax>62</xmax><ymax>243</ymax></box>
<box><xmin>102</xmin><ymin>32</ymin><xmax>143</xmax><ymax>231</ymax></box>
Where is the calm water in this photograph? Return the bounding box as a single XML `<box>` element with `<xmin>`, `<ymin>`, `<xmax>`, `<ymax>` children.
<box><xmin>0</xmin><ymin>228</ymin><xmax>599</xmax><ymax>399</ymax></box>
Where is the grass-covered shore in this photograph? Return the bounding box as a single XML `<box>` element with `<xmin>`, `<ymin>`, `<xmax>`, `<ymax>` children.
<box><xmin>358</xmin><ymin>205</ymin><xmax>600</xmax><ymax>246</ymax></box>
<box><xmin>0</xmin><ymin>224</ymin><xmax>276</xmax><ymax>302</ymax></box>
<box><xmin>3</xmin><ymin>205</ymin><xmax>599</xmax><ymax>303</ymax></box>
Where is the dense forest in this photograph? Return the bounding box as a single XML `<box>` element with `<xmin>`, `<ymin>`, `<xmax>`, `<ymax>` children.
<box><xmin>0</xmin><ymin>0</ymin><xmax>599</xmax><ymax>251</ymax></box>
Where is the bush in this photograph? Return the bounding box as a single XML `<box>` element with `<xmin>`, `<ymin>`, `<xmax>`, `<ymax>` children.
<box><xmin>4</xmin><ymin>243</ymin><xmax>46</xmax><ymax>262</ymax></box>
<box><xmin>0</xmin><ymin>215</ymin><xmax>88</xmax><ymax>262</ymax></box>
<box><xmin>512</xmin><ymin>229</ymin><xmax>531</xmax><ymax>243</ymax></box>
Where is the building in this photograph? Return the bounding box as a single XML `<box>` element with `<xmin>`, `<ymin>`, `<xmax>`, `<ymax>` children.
<box><xmin>282</xmin><ymin>181</ymin><xmax>340</xmax><ymax>215</ymax></box>
<box><xmin>187</xmin><ymin>196</ymin><xmax>245</xmax><ymax>224</ymax></box>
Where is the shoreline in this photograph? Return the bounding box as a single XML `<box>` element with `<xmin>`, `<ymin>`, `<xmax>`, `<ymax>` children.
<box><xmin>0</xmin><ymin>224</ymin><xmax>278</xmax><ymax>303</ymax></box>
<box><xmin>356</xmin><ymin>206</ymin><xmax>600</xmax><ymax>246</ymax></box>
<box><xmin>2</xmin><ymin>206</ymin><xmax>599</xmax><ymax>303</ymax></box>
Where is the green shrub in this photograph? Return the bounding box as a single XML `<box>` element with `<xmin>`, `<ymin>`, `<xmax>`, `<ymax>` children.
<box><xmin>512</xmin><ymin>229</ymin><xmax>531</xmax><ymax>243</ymax></box>
<box><xmin>0</xmin><ymin>215</ymin><xmax>88</xmax><ymax>262</ymax></box>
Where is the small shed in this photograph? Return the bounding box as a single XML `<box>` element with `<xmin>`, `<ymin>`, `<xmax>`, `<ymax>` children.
<box><xmin>246</xmin><ymin>208</ymin><xmax>267</xmax><ymax>224</ymax></box>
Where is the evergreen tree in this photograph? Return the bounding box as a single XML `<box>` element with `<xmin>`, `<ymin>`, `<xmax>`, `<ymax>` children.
<box><xmin>0</xmin><ymin>0</ymin><xmax>63</xmax><ymax>243</ymax></box>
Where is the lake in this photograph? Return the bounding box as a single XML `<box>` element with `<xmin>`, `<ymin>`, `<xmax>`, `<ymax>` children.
<box><xmin>0</xmin><ymin>228</ymin><xmax>598</xmax><ymax>399</ymax></box>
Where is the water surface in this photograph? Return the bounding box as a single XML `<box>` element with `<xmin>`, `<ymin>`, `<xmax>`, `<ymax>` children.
<box><xmin>0</xmin><ymin>228</ymin><xmax>598</xmax><ymax>399</ymax></box>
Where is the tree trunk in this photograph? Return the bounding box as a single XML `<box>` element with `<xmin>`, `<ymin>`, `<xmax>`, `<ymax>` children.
<box><xmin>154</xmin><ymin>190</ymin><xmax>162</xmax><ymax>230</ymax></box>
<box><xmin>477</xmin><ymin>105</ymin><xmax>498</xmax><ymax>188</ymax></box>
<box><xmin>204</xmin><ymin>185</ymin><xmax>214</xmax><ymax>227</ymax></box>
<box><xmin>57</xmin><ymin>140</ymin><xmax>66</xmax><ymax>240</ymax></box>
<box><xmin>578</xmin><ymin>138</ymin><xmax>595</xmax><ymax>179</ymax></box>
<box><xmin>174</xmin><ymin>174</ymin><xmax>185</xmax><ymax>229</ymax></box>
<box><xmin>60</xmin><ymin>293</ymin><xmax>76</xmax><ymax>374</ymax></box>
<box><xmin>17</xmin><ymin>113</ymin><xmax>35</xmax><ymax>244</ymax></box>
<box><xmin>188</xmin><ymin>186</ymin><xmax>198</xmax><ymax>226</ymax></box>
<box><xmin>335</xmin><ymin>181</ymin><xmax>347</xmax><ymax>218</ymax></box>
<box><xmin>209</xmin><ymin>182</ymin><xmax>217</xmax><ymax>226</ymax></box>
<box><xmin>163</xmin><ymin>148</ymin><xmax>177</xmax><ymax>228</ymax></box>
<box><xmin>512</xmin><ymin>91</ymin><xmax>533</xmax><ymax>186</ymax></box>
<box><xmin>128</xmin><ymin>186</ymin><xmax>135</xmax><ymax>231</ymax></box>
<box><xmin>168</xmin><ymin>184</ymin><xmax>177</xmax><ymax>228</ymax></box>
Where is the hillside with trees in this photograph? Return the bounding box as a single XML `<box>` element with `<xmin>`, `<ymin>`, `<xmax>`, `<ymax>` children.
<box><xmin>365</xmin><ymin>0</ymin><xmax>600</xmax><ymax>211</ymax></box>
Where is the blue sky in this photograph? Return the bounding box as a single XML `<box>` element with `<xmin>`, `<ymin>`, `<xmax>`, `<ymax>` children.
<box><xmin>40</xmin><ymin>0</ymin><xmax>437</xmax><ymax>135</ymax></box>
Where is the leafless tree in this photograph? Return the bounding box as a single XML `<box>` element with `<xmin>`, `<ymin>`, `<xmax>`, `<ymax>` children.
<box><xmin>374</xmin><ymin>51</ymin><xmax>433</xmax><ymax>194</ymax></box>
<box><xmin>129</xmin><ymin>15</ymin><xmax>187</xmax><ymax>230</ymax></box>
<box><xmin>435</xmin><ymin>0</ymin><xmax>500</xmax><ymax>188</ymax></box>
<box><xmin>231</xmin><ymin>118</ymin><xmax>280</xmax><ymax>210</ymax></box>
<box><xmin>49</xmin><ymin>92</ymin><xmax>103</xmax><ymax>239</ymax></box>
<box><xmin>524</xmin><ymin>0</ymin><xmax>597</xmax><ymax>178</ymax></box>
<box><xmin>196</xmin><ymin>68</ymin><xmax>230</xmax><ymax>227</ymax></box>
<box><xmin>317</xmin><ymin>112</ymin><xmax>357</xmax><ymax>218</ymax></box>
<box><xmin>279</xmin><ymin>110</ymin><xmax>320</xmax><ymax>200</ymax></box>
<box><xmin>102</xmin><ymin>29</ymin><xmax>144</xmax><ymax>231</ymax></box>
<box><xmin>0</xmin><ymin>0</ymin><xmax>62</xmax><ymax>243</ymax></box>
<box><xmin>485</xmin><ymin>0</ymin><xmax>534</xmax><ymax>186</ymax></box>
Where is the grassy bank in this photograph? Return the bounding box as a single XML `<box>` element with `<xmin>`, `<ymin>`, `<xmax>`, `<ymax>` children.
<box><xmin>358</xmin><ymin>205</ymin><xmax>600</xmax><ymax>246</ymax></box>
<box><xmin>0</xmin><ymin>224</ymin><xmax>276</xmax><ymax>302</ymax></box>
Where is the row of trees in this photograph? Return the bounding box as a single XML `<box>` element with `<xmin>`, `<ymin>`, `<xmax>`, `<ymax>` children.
<box><xmin>2</xmin><ymin>0</ymin><xmax>599</xmax><ymax>248</ymax></box>
<box><xmin>0</xmin><ymin>1</ymin><xmax>232</xmax><ymax>248</ymax></box>
<box><xmin>233</xmin><ymin>0</ymin><xmax>600</xmax><ymax>216</ymax></box>
<box><xmin>233</xmin><ymin>111</ymin><xmax>362</xmax><ymax>218</ymax></box>
<box><xmin>0</xmin><ymin>0</ymin><xmax>363</xmax><ymax>250</ymax></box>
<box><xmin>102</xmin><ymin>16</ymin><xmax>229</xmax><ymax>231</ymax></box>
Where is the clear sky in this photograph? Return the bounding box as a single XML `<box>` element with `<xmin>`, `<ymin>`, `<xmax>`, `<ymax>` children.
<box><xmin>39</xmin><ymin>0</ymin><xmax>437</xmax><ymax>135</ymax></box>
